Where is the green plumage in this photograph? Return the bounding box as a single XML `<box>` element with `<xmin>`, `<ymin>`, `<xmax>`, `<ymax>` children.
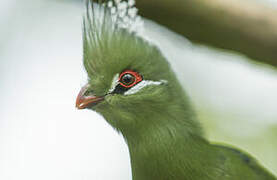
<box><xmin>80</xmin><ymin>1</ymin><xmax>276</xmax><ymax>179</ymax></box>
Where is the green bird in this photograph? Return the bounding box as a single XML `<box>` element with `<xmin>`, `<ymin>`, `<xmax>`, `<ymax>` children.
<box><xmin>76</xmin><ymin>1</ymin><xmax>276</xmax><ymax>179</ymax></box>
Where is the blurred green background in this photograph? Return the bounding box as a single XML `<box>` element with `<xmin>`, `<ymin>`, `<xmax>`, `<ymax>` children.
<box><xmin>0</xmin><ymin>0</ymin><xmax>276</xmax><ymax>179</ymax></box>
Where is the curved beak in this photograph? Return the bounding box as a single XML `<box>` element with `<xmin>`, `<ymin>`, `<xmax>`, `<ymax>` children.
<box><xmin>76</xmin><ymin>84</ymin><xmax>104</xmax><ymax>109</ymax></box>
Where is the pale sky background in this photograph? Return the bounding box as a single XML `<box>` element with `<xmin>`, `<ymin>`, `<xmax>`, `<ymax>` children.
<box><xmin>0</xmin><ymin>0</ymin><xmax>277</xmax><ymax>179</ymax></box>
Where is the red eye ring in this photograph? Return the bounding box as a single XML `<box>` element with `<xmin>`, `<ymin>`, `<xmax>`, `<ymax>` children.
<box><xmin>119</xmin><ymin>70</ymin><xmax>143</xmax><ymax>88</ymax></box>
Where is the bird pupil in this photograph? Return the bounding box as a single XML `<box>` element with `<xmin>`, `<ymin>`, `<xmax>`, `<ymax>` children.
<box><xmin>122</xmin><ymin>73</ymin><xmax>135</xmax><ymax>85</ymax></box>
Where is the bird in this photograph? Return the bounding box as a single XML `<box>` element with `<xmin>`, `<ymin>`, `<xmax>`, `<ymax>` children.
<box><xmin>76</xmin><ymin>0</ymin><xmax>277</xmax><ymax>179</ymax></box>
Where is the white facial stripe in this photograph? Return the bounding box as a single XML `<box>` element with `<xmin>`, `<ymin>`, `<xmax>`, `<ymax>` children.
<box><xmin>108</xmin><ymin>73</ymin><xmax>119</xmax><ymax>93</ymax></box>
<box><xmin>124</xmin><ymin>80</ymin><xmax>167</xmax><ymax>95</ymax></box>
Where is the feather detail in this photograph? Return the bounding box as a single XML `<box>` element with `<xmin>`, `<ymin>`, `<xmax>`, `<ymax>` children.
<box><xmin>108</xmin><ymin>73</ymin><xmax>120</xmax><ymax>93</ymax></box>
<box><xmin>83</xmin><ymin>0</ymin><xmax>145</xmax><ymax>77</ymax></box>
<box><xmin>124</xmin><ymin>80</ymin><xmax>167</xmax><ymax>95</ymax></box>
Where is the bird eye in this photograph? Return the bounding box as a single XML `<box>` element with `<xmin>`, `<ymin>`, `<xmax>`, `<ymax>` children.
<box><xmin>119</xmin><ymin>70</ymin><xmax>142</xmax><ymax>88</ymax></box>
<box><xmin>121</xmin><ymin>73</ymin><xmax>135</xmax><ymax>86</ymax></box>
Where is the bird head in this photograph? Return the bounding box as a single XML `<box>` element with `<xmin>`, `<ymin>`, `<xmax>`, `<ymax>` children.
<box><xmin>76</xmin><ymin>0</ymin><xmax>193</xmax><ymax>135</ymax></box>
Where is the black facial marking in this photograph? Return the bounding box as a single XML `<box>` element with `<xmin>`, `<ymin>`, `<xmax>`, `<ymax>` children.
<box><xmin>111</xmin><ymin>84</ymin><xmax>131</xmax><ymax>94</ymax></box>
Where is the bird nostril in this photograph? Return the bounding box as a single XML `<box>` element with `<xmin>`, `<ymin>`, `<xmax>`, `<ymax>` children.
<box><xmin>84</xmin><ymin>89</ymin><xmax>93</xmax><ymax>96</ymax></box>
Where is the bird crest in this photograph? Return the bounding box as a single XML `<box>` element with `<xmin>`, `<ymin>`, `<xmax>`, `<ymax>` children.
<box><xmin>83</xmin><ymin>0</ymin><xmax>143</xmax><ymax>43</ymax></box>
<box><xmin>83</xmin><ymin>0</ymin><xmax>144</xmax><ymax>76</ymax></box>
<box><xmin>105</xmin><ymin>0</ymin><xmax>143</xmax><ymax>33</ymax></box>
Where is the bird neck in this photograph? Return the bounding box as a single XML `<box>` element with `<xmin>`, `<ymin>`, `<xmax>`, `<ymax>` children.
<box><xmin>122</xmin><ymin>99</ymin><xmax>216</xmax><ymax>180</ymax></box>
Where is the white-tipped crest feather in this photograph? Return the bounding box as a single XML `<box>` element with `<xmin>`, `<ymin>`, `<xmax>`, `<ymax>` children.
<box><xmin>84</xmin><ymin>0</ymin><xmax>143</xmax><ymax>38</ymax></box>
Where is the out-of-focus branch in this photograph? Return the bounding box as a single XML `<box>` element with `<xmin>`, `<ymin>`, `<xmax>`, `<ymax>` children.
<box><xmin>136</xmin><ymin>0</ymin><xmax>277</xmax><ymax>67</ymax></box>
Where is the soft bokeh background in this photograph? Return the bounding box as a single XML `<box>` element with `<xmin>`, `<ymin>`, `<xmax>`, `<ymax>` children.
<box><xmin>0</xmin><ymin>0</ymin><xmax>276</xmax><ymax>179</ymax></box>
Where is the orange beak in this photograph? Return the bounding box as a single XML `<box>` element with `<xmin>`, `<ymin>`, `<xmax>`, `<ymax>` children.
<box><xmin>75</xmin><ymin>84</ymin><xmax>104</xmax><ymax>109</ymax></box>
